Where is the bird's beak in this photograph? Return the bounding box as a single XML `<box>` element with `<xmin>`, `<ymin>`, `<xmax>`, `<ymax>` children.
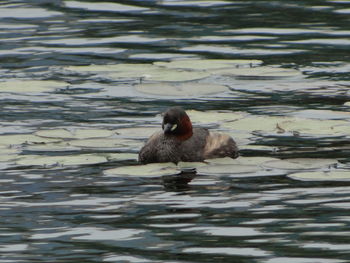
<box><xmin>163</xmin><ymin>123</ymin><xmax>177</xmax><ymax>133</ymax></box>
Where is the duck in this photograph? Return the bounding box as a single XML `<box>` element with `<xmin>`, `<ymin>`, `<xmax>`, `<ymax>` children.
<box><xmin>138</xmin><ymin>107</ymin><xmax>238</xmax><ymax>164</ymax></box>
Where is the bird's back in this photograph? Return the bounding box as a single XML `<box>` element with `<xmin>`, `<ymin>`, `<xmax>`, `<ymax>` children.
<box><xmin>203</xmin><ymin>132</ymin><xmax>239</xmax><ymax>159</ymax></box>
<box><xmin>139</xmin><ymin>128</ymin><xmax>209</xmax><ymax>164</ymax></box>
<box><xmin>138</xmin><ymin>128</ymin><xmax>238</xmax><ymax>164</ymax></box>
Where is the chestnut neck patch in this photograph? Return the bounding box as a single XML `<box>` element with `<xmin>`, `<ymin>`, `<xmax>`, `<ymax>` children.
<box><xmin>176</xmin><ymin>115</ymin><xmax>193</xmax><ymax>140</ymax></box>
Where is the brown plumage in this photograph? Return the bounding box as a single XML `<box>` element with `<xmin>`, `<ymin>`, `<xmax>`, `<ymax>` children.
<box><xmin>138</xmin><ymin>107</ymin><xmax>239</xmax><ymax>164</ymax></box>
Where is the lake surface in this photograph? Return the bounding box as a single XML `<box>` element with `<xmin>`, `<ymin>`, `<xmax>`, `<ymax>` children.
<box><xmin>1</xmin><ymin>0</ymin><xmax>350</xmax><ymax>262</ymax></box>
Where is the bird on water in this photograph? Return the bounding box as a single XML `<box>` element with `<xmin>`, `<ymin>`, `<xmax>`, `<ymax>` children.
<box><xmin>138</xmin><ymin>107</ymin><xmax>239</xmax><ymax>164</ymax></box>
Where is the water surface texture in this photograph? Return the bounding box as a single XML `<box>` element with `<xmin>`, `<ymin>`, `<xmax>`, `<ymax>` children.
<box><xmin>1</xmin><ymin>1</ymin><xmax>350</xmax><ymax>263</ymax></box>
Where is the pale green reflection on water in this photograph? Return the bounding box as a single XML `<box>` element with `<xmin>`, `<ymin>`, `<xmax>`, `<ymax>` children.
<box><xmin>0</xmin><ymin>0</ymin><xmax>350</xmax><ymax>262</ymax></box>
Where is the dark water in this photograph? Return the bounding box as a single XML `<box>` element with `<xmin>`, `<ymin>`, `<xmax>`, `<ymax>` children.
<box><xmin>1</xmin><ymin>1</ymin><xmax>350</xmax><ymax>262</ymax></box>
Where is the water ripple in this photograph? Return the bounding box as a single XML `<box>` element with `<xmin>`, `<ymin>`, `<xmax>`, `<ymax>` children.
<box><xmin>1</xmin><ymin>0</ymin><xmax>350</xmax><ymax>262</ymax></box>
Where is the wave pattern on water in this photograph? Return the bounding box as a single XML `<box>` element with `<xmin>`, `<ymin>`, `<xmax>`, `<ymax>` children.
<box><xmin>0</xmin><ymin>0</ymin><xmax>350</xmax><ymax>262</ymax></box>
